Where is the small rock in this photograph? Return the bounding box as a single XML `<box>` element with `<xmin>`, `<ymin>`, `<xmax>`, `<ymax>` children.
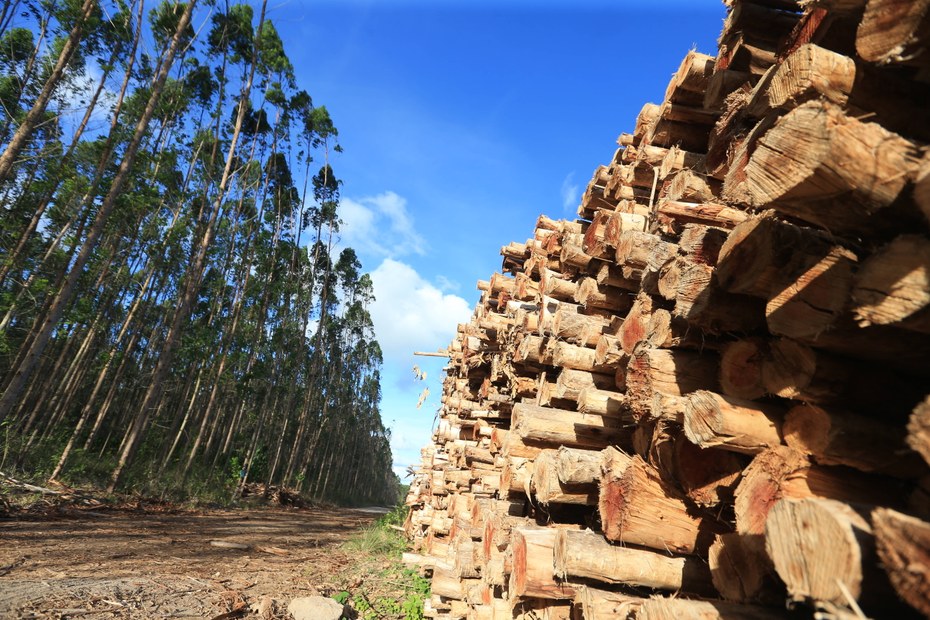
<box><xmin>287</xmin><ymin>596</ymin><xmax>345</xmax><ymax>620</ymax></box>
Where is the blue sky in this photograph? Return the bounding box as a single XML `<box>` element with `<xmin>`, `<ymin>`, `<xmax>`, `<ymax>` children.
<box><xmin>270</xmin><ymin>1</ymin><xmax>728</xmax><ymax>478</ymax></box>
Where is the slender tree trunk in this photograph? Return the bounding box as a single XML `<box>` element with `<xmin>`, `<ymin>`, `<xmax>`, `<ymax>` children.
<box><xmin>0</xmin><ymin>0</ymin><xmax>195</xmax><ymax>424</ymax></box>
<box><xmin>0</xmin><ymin>0</ymin><xmax>96</xmax><ymax>185</ymax></box>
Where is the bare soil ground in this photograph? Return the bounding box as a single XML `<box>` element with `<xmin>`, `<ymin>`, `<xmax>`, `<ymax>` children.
<box><xmin>0</xmin><ymin>503</ymin><xmax>387</xmax><ymax>619</ymax></box>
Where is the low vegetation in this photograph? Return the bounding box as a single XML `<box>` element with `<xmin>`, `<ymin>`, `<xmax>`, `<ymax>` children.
<box><xmin>328</xmin><ymin>504</ymin><xmax>430</xmax><ymax>620</ymax></box>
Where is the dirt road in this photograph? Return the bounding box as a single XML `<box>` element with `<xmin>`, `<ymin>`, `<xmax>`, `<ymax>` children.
<box><xmin>0</xmin><ymin>505</ymin><xmax>385</xmax><ymax>618</ymax></box>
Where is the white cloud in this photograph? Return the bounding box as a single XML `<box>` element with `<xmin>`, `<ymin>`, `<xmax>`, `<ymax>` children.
<box><xmin>369</xmin><ymin>258</ymin><xmax>472</xmax><ymax>361</ymax></box>
<box><xmin>340</xmin><ymin>191</ymin><xmax>427</xmax><ymax>259</ymax></box>
<box><xmin>561</xmin><ymin>172</ymin><xmax>579</xmax><ymax>212</ymax></box>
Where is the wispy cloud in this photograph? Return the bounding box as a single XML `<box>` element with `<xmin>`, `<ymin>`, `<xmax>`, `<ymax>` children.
<box><xmin>561</xmin><ymin>172</ymin><xmax>579</xmax><ymax>212</ymax></box>
<box><xmin>340</xmin><ymin>191</ymin><xmax>427</xmax><ymax>259</ymax></box>
<box><xmin>368</xmin><ymin>258</ymin><xmax>471</xmax><ymax>362</ymax></box>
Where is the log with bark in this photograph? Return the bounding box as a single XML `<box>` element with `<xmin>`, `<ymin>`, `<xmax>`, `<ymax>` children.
<box><xmin>708</xmin><ymin>533</ymin><xmax>782</xmax><ymax>604</ymax></box>
<box><xmin>851</xmin><ymin>235</ymin><xmax>930</xmax><ymax>335</ymax></box>
<box><xmin>765</xmin><ymin>497</ymin><xmax>904</xmax><ymax>614</ymax></box>
<box><xmin>856</xmin><ymin>0</ymin><xmax>930</xmax><ymax>70</ymax></box>
<box><xmin>715</xmin><ymin>211</ymin><xmax>858</xmax><ymax>341</ymax></box>
<box><xmin>684</xmin><ymin>390</ymin><xmax>784</xmax><ymax>454</ymax></box>
<box><xmin>511</xmin><ymin>402</ymin><xmax>634</xmax><ymax>450</ymax></box>
<box><xmin>782</xmin><ymin>403</ymin><xmax>925</xmax><ymax>478</ymax></box>
<box><xmin>554</xmin><ymin>528</ymin><xmax>714</xmax><ymax>593</ymax></box>
<box><xmin>508</xmin><ymin>527</ymin><xmax>576</xmax><ymax>601</ymax></box>
<box><xmin>637</xmin><ymin>596</ymin><xmax>790</xmax><ymax>620</ymax></box>
<box><xmin>573</xmin><ymin>586</ymin><xmax>643</xmax><ymax>620</ymax></box>
<box><xmin>531</xmin><ymin>449</ymin><xmax>597</xmax><ymax>506</ymax></box>
<box><xmin>599</xmin><ymin>454</ymin><xmax>724</xmax><ymax>554</ymax></box>
<box><xmin>722</xmin><ymin>101</ymin><xmax>920</xmax><ymax>236</ymax></box>
<box><xmin>733</xmin><ymin>446</ymin><xmax>905</xmax><ymax>536</ymax></box>
<box><xmin>872</xmin><ymin>507</ymin><xmax>930</xmax><ymax>617</ymax></box>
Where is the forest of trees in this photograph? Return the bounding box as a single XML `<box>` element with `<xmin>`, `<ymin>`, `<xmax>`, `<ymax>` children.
<box><xmin>0</xmin><ymin>0</ymin><xmax>398</xmax><ymax>506</ymax></box>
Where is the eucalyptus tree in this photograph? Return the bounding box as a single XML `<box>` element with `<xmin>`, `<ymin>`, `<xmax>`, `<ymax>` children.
<box><xmin>0</xmin><ymin>0</ymin><xmax>197</xmax><ymax>423</ymax></box>
<box><xmin>0</xmin><ymin>1</ymin><xmax>398</xmax><ymax>506</ymax></box>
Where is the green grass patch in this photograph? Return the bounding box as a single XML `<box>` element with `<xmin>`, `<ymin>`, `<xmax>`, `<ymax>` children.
<box><xmin>330</xmin><ymin>504</ymin><xmax>429</xmax><ymax>620</ymax></box>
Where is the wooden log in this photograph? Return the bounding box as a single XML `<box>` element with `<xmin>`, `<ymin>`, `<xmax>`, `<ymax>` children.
<box><xmin>657</xmin><ymin>145</ymin><xmax>706</xmax><ymax>180</ymax></box>
<box><xmin>593</xmin><ymin>334</ymin><xmax>626</xmax><ymax>368</ymax></box>
<box><xmin>514</xmin><ymin>334</ymin><xmax>552</xmax><ymax>367</ymax></box>
<box><xmin>645</xmin><ymin>307</ymin><xmax>710</xmax><ymax>351</ymax></box>
<box><xmin>852</xmin><ymin>235</ymin><xmax>930</xmax><ymax>335</ymax></box>
<box><xmin>873</xmin><ymin>507</ymin><xmax>930</xmax><ymax>617</ymax></box>
<box><xmin>541</xmin><ymin>270</ymin><xmax>580</xmax><ymax>303</ymax></box>
<box><xmin>747</xmin><ymin>43</ymin><xmax>855</xmax><ymax>115</ymax></box>
<box><xmin>667</xmin><ymin>434</ymin><xmax>747</xmax><ymax>508</ymax></box>
<box><xmin>916</xmin><ymin>154</ymin><xmax>930</xmax><ymax>225</ymax></box>
<box><xmin>719</xmin><ymin>338</ymin><xmax>767</xmax><ymax>401</ymax></box>
<box><xmin>733</xmin><ymin>446</ymin><xmax>905</xmax><ymax>536</ymax></box>
<box><xmin>705</xmin><ymin>84</ymin><xmax>755</xmax><ymax>181</ymax></box>
<box><xmin>593</xmin><ymin>261</ymin><xmax>640</xmax><ymax>292</ymax></box>
<box><xmin>708</xmin><ymin>533</ymin><xmax>780</xmax><ymax>604</ymax></box>
<box><xmin>663</xmin><ymin>169</ymin><xmax>722</xmax><ymax>203</ymax></box>
<box><xmin>573</xmin><ymin>586</ymin><xmax>643</xmax><ymax>620</ymax></box>
<box><xmin>615</xmin><ymin>231</ymin><xmax>677</xmax><ymax>289</ymax></box>
<box><xmin>581</xmin><ymin>210</ymin><xmax>613</xmax><ymax>261</ymax></box>
<box><xmin>722</xmin><ymin>101</ymin><xmax>920</xmax><ymax>235</ymax></box>
<box><xmin>576</xmin><ymin>387</ymin><xmax>630</xmax><ymax>419</ymax></box>
<box><xmin>554</xmin><ymin>529</ymin><xmax>714</xmax><ymax>593</ymax></box>
<box><xmin>664</xmin><ymin>50</ymin><xmax>716</xmax><ymax>106</ymax></box>
<box><xmin>573</xmin><ymin>277</ymin><xmax>632</xmax><ymax>313</ymax></box>
<box><xmin>432</xmin><ymin>565</ymin><xmax>480</xmax><ymax>600</ymax></box>
<box><xmin>760</xmin><ymin>337</ymin><xmax>924</xmax><ymax>413</ymax></box>
<box><xmin>550</xmin><ymin>341</ymin><xmax>615</xmax><ymax>375</ymax></box>
<box><xmin>657</xmin><ymin>256</ymin><xmax>766</xmax><ymax>334</ymax></box>
<box><xmin>715</xmin><ymin>211</ymin><xmax>857</xmax><ymax>340</ymax></box>
<box><xmin>857</xmin><ymin>0</ymin><xmax>930</xmax><ymax>69</ymax></box>
<box><xmin>765</xmin><ymin>498</ymin><xmax>898</xmax><ymax>611</ymax></box>
<box><xmin>704</xmin><ymin>67</ymin><xmax>756</xmax><ymax>110</ymax></box>
<box><xmin>634</xmin><ymin>103</ymin><xmax>662</xmax><ymax>145</ymax></box>
<box><xmin>604</xmin><ymin>211</ymin><xmax>648</xmax><ymax>248</ymax></box>
<box><xmin>452</xmin><ymin>529</ymin><xmax>480</xmax><ymax>578</ymax></box>
<box><xmin>509</xmin><ymin>528</ymin><xmax>576</xmax><ymax>601</ymax></box>
<box><xmin>511</xmin><ymin>402</ymin><xmax>632</xmax><ymax>450</ymax></box>
<box><xmin>625</xmin><ymin>348</ymin><xmax>721</xmax><ymax>411</ymax></box>
<box><xmin>554</xmin><ymin>446</ymin><xmax>604</xmax><ymax>486</ymax></box>
<box><xmin>683</xmin><ymin>390</ymin><xmax>784</xmax><ymax>454</ymax></box>
<box><xmin>512</xmin><ymin>599</ymin><xmax>573</xmax><ymax>620</ymax></box>
<box><xmin>500</xmin><ymin>456</ymin><xmax>534</xmax><ymax>496</ymax></box>
<box><xmin>553</xmin><ymin>368</ymin><xmax>614</xmax><ymax>402</ymax></box>
<box><xmin>617</xmin><ymin>292</ymin><xmax>667</xmax><ymax>354</ymax></box>
<box><xmin>637</xmin><ymin>597</ymin><xmax>789</xmax><ymax>620</ymax></box>
<box><xmin>560</xmin><ymin>232</ymin><xmax>597</xmax><ymax>272</ymax></box>
<box><xmin>599</xmin><ymin>455</ymin><xmax>721</xmax><ymax>554</ymax></box>
<box><xmin>531</xmin><ymin>449</ymin><xmax>597</xmax><ymax>506</ymax></box>
<box><xmin>655</xmin><ymin>199</ymin><xmax>748</xmax><ymax>229</ymax></box>
<box><xmin>909</xmin><ymin>396</ymin><xmax>930</xmax><ymax>468</ymax></box>
<box><xmin>647</xmin><ymin>115</ymin><xmax>713</xmax><ymax>154</ymax></box>
<box><xmin>783</xmin><ymin>403</ymin><xmax>924</xmax><ymax>478</ymax></box>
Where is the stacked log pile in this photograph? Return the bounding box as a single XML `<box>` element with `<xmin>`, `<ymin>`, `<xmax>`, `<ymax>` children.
<box><xmin>404</xmin><ymin>1</ymin><xmax>930</xmax><ymax>618</ymax></box>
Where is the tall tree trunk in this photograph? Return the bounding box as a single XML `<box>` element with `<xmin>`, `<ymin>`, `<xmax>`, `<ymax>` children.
<box><xmin>108</xmin><ymin>0</ymin><xmax>265</xmax><ymax>491</ymax></box>
<box><xmin>0</xmin><ymin>0</ymin><xmax>96</xmax><ymax>185</ymax></box>
<box><xmin>0</xmin><ymin>0</ymin><xmax>195</xmax><ymax>424</ymax></box>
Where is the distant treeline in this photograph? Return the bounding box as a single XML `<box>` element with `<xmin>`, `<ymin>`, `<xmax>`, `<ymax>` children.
<box><xmin>0</xmin><ymin>0</ymin><xmax>397</xmax><ymax>505</ymax></box>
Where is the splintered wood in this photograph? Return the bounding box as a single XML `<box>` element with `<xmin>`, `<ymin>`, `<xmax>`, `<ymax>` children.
<box><xmin>404</xmin><ymin>1</ymin><xmax>930</xmax><ymax>618</ymax></box>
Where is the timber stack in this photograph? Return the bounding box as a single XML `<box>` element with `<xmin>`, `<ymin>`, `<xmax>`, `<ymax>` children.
<box><xmin>404</xmin><ymin>0</ymin><xmax>930</xmax><ymax>618</ymax></box>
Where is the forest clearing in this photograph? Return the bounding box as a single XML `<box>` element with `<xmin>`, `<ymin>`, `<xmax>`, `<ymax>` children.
<box><xmin>0</xmin><ymin>488</ymin><xmax>403</xmax><ymax>619</ymax></box>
